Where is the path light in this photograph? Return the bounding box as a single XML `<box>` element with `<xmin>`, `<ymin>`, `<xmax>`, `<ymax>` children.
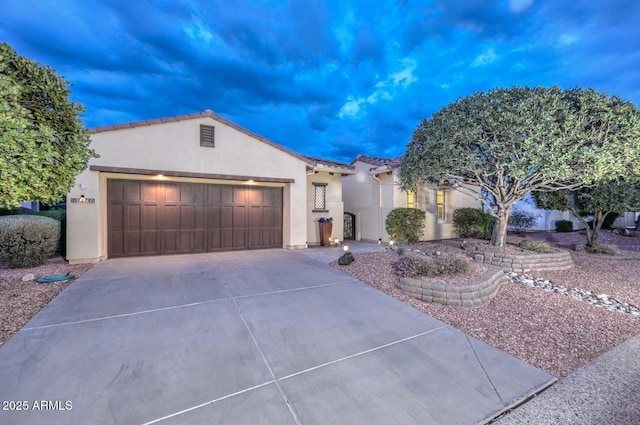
<box><xmin>389</xmin><ymin>240</ymin><xmax>394</xmax><ymax>246</ymax></box>
<box><xmin>334</xmin><ymin>238</ymin><xmax>339</xmax><ymax>246</ymax></box>
<box><xmin>343</xmin><ymin>245</ymin><xmax>349</xmax><ymax>252</ymax></box>
<box><xmin>378</xmin><ymin>238</ymin><xmax>382</xmax><ymax>244</ymax></box>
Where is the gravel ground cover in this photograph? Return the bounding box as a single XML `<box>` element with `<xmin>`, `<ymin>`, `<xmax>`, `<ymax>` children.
<box><xmin>0</xmin><ymin>259</ymin><xmax>94</xmax><ymax>346</ymax></box>
<box><xmin>333</xmin><ymin>230</ymin><xmax>640</xmax><ymax>378</ymax></box>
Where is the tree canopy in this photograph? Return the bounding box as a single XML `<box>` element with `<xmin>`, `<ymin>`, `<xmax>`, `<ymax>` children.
<box><xmin>0</xmin><ymin>43</ymin><xmax>96</xmax><ymax>208</ymax></box>
<box><xmin>532</xmin><ymin>181</ymin><xmax>640</xmax><ymax>246</ymax></box>
<box><xmin>400</xmin><ymin>86</ymin><xmax>640</xmax><ymax>246</ymax></box>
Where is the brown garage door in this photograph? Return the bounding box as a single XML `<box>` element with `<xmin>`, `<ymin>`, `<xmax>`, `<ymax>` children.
<box><xmin>107</xmin><ymin>180</ymin><xmax>283</xmax><ymax>257</ymax></box>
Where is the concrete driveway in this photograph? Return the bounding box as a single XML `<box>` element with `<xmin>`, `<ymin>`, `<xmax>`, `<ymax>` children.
<box><xmin>0</xmin><ymin>250</ymin><xmax>554</xmax><ymax>425</ymax></box>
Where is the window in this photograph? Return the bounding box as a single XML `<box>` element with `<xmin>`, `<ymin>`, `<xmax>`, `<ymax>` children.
<box><xmin>313</xmin><ymin>183</ymin><xmax>327</xmax><ymax>210</ymax></box>
<box><xmin>406</xmin><ymin>191</ymin><xmax>417</xmax><ymax>208</ymax></box>
<box><xmin>436</xmin><ymin>190</ymin><xmax>446</xmax><ymax>220</ymax></box>
<box><xmin>200</xmin><ymin>125</ymin><xmax>215</xmax><ymax>147</ymax></box>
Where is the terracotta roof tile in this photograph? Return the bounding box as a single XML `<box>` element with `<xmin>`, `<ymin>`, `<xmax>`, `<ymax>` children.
<box><xmin>354</xmin><ymin>155</ymin><xmax>404</xmax><ymax>168</ymax></box>
<box><xmin>301</xmin><ymin>155</ymin><xmax>355</xmax><ymax>170</ymax></box>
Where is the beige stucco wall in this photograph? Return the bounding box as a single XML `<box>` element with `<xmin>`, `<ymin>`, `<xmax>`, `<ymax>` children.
<box><xmin>306</xmin><ymin>172</ymin><xmax>345</xmax><ymax>245</ymax></box>
<box><xmin>66</xmin><ymin>116</ymin><xmax>311</xmax><ymax>263</ymax></box>
<box><xmin>342</xmin><ymin>161</ymin><xmax>482</xmax><ymax>242</ymax></box>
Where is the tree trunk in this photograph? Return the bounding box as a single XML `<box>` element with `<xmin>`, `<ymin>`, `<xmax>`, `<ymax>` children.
<box><xmin>490</xmin><ymin>206</ymin><xmax>511</xmax><ymax>247</ymax></box>
<box><xmin>589</xmin><ymin>211</ymin><xmax>609</xmax><ymax>246</ymax></box>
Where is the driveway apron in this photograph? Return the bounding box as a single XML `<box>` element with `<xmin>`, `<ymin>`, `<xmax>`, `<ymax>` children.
<box><xmin>0</xmin><ymin>250</ymin><xmax>555</xmax><ymax>425</ymax></box>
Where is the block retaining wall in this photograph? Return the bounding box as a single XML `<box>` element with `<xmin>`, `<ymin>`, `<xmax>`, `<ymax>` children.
<box><xmin>396</xmin><ymin>266</ymin><xmax>508</xmax><ymax>307</ymax></box>
<box><xmin>471</xmin><ymin>249</ymin><xmax>573</xmax><ymax>273</ymax></box>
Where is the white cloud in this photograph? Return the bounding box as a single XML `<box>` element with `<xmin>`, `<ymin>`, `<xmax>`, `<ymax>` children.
<box><xmin>338</xmin><ymin>96</ymin><xmax>366</xmax><ymax>118</ymax></box>
<box><xmin>472</xmin><ymin>47</ymin><xmax>499</xmax><ymax>67</ymax></box>
<box><xmin>508</xmin><ymin>0</ymin><xmax>534</xmax><ymax>13</ymax></box>
<box><xmin>558</xmin><ymin>33</ymin><xmax>580</xmax><ymax>47</ymax></box>
<box><xmin>338</xmin><ymin>57</ymin><xmax>419</xmax><ymax>119</ymax></box>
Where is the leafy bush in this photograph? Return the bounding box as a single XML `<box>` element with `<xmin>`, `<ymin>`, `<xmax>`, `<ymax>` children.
<box><xmin>587</xmin><ymin>243</ymin><xmax>620</xmax><ymax>255</ymax></box>
<box><xmin>453</xmin><ymin>208</ymin><xmax>493</xmax><ymax>239</ymax></box>
<box><xmin>519</xmin><ymin>239</ymin><xmax>554</xmax><ymax>253</ymax></box>
<box><xmin>586</xmin><ymin>213</ymin><xmax>620</xmax><ymax>230</ymax></box>
<box><xmin>392</xmin><ymin>254</ymin><xmax>469</xmax><ymax>277</ymax></box>
<box><xmin>427</xmin><ymin>255</ymin><xmax>470</xmax><ymax>276</ymax></box>
<box><xmin>555</xmin><ymin>220</ymin><xmax>573</xmax><ymax>232</ymax></box>
<box><xmin>385</xmin><ymin>208</ymin><xmax>426</xmax><ymax>244</ymax></box>
<box><xmin>392</xmin><ymin>254</ymin><xmax>430</xmax><ymax>277</ymax></box>
<box><xmin>0</xmin><ymin>215</ymin><xmax>61</xmax><ymax>267</ymax></box>
<box><xmin>508</xmin><ymin>208</ymin><xmax>539</xmax><ymax>233</ymax></box>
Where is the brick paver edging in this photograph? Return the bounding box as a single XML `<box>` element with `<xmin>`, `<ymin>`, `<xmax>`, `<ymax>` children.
<box><xmin>471</xmin><ymin>249</ymin><xmax>574</xmax><ymax>273</ymax></box>
<box><xmin>396</xmin><ymin>266</ymin><xmax>509</xmax><ymax>307</ymax></box>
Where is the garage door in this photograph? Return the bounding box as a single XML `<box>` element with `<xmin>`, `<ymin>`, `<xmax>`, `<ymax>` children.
<box><xmin>107</xmin><ymin>180</ymin><xmax>283</xmax><ymax>257</ymax></box>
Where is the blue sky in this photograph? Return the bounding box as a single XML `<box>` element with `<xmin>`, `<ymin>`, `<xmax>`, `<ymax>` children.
<box><xmin>2</xmin><ymin>0</ymin><xmax>639</xmax><ymax>163</ymax></box>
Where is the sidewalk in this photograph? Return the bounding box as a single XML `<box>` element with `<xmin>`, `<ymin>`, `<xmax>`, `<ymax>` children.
<box><xmin>296</xmin><ymin>240</ymin><xmax>385</xmax><ymax>263</ymax></box>
<box><xmin>493</xmin><ymin>332</ymin><xmax>640</xmax><ymax>424</ymax></box>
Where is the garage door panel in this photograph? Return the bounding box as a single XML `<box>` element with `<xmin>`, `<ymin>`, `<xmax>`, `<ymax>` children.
<box><xmin>108</xmin><ymin>180</ymin><xmax>282</xmax><ymax>257</ymax></box>
<box><xmin>125</xmin><ymin>181</ymin><xmax>142</xmax><ymax>201</ymax></box>
<box><xmin>142</xmin><ymin>182</ymin><xmax>159</xmax><ymax>202</ymax></box>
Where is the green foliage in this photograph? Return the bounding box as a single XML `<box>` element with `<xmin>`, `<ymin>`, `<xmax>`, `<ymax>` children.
<box><xmin>519</xmin><ymin>239</ymin><xmax>554</xmax><ymax>253</ymax></box>
<box><xmin>508</xmin><ymin>208</ymin><xmax>539</xmax><ymax>233</ymax></box>
<box><xmin>0</xmin><ymin>43</ymin><xmax>97</xmax><ymax>208</ymax></box>
<box><xmin>0</xmin><ymin>215</ymin><xmax>61</xmax><ymax>267</ymax></box>
<box><xmin>453</xmin><ymin>208</ymin><xmax>493</xmax><ymax>239</ymax></box>
<box><xmin>555</xmin><ymin>220</ymin><xmax>574</xmax><ymax>232</ymax></box>
<box><xmin>400</xmin><ymin>86</ymin><xmax>640</xmax><ymax>247</ymax></box>
<box><xmin>385</xmin><ymin>207</ymin><xmax>426</xmax><ymax>244</ymax></box>
<box><xmin>587</xmin><ymin>213</ymin><xmax>619</xmax><ymax>230</ymax></box>
<box><xmin>392</xmin><ymin>254</ymin><xmax>469</xmax><ymax>278</ymax></box>
<box><xmin>587</xmin><ymin>243</ymin><xmax>620</xmax><ymax>255</ymax></box>
<box><xmin>533</xmin><ymin>181</ymin><xmax>640</xmax><ymax>245</ymax></box>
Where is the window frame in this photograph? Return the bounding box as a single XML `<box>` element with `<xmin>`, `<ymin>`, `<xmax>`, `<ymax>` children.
<box><xmin>313</xmin><ymin>183</ymin><xmax>328</xmax><ymax>212</ymax></box>
<box><xmin>436</xmin><ymin>189</ymin><xmax>446</xmax><ymax>221</ymax></box>
<box><xmin>406</xmin><ymin>190</ymin><xmax>417</xmax><ymax>209</ymax></box>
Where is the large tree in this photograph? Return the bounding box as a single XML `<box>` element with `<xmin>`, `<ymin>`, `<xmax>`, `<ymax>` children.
<box><xmin>400</xmin><ymin>86</ymin><xmax>640</xmax><ymax>246</ymax></box>
<box><xmin>532</xmin><ymin>181</ymin><xmax>640</xmax><ymax>247</ymax></box>
<box><xmin>0</xmin><ymin>43</ymin><xmax>96</xmax><ymax>208</ymax></box>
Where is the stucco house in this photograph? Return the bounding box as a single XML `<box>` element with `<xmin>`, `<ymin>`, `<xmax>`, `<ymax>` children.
<box><xmin>342</xmin><ymin>155</ymin><xmax>482</xmax><ymax>243</ymax></box>
<box><xmin>66</xmin><ymin>110</ymin><xmax>354</xmax><ymax>264</ymax></box>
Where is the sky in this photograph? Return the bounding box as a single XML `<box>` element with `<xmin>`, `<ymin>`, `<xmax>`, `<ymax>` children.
<box><xmin>2</xmin><ymin>0</ymin><xmax>639</xmax><ymax>163</ymax></box>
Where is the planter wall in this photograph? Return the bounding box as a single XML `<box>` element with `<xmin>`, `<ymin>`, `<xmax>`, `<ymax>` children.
<box><xmin>396</xmin><ymin>266</ymin><xmax>508</xmax><ymax>307</ymax></box>
<box><xmin>471</xmin><ymin>249</ymin><xmax>573</xmax><ymax>273</ymax></box>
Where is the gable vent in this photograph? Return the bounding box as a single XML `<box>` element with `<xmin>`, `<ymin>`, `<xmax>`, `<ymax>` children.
<box><xmin>200</xmin><ymin>125</ymin><xmax>215</xmax><ymax>148</ymax></box>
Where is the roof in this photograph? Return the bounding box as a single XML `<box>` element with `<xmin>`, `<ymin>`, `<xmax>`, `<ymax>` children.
<box><xmin>90</xmin><ymin>109</ymin><xmax>317</xmax><ymax>167</ymax></box>
<box><xmin>353</xmin><ymin>155</ymin><xmax>404</xmax><ymax>168</ymax></box>
<box><xmin>301</xmin><ymin>155</ymin><xmax>355</xmax><ymax>172</ymax></box>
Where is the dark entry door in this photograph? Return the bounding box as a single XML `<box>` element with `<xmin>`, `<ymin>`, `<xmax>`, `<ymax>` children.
<box><xmin>343</xmin><ymin>212</ymin><xmax>355</xmax><ymax>240</ymax></box>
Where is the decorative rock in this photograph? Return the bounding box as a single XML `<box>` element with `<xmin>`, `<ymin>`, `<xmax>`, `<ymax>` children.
<box><xmin>21</xmin><ymin>273</ymin><xmax>35</xmax><ymax>282</ymax></box>
<box><xmin>338</xmin><ymin>252</ymin><xmax>355</xmax><ymax>265</ymax></box>
<box><xmin>573</xmin><ymin>244</ymin><xmax>585</xmax><ymax>252</ymax></box>
<box><xmin>508</xmin><ymin>272</ymin><xmax>640</xmax><ymax>317</ymax></box>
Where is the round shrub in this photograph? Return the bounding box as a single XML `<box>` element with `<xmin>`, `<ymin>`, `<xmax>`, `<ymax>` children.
<box><xmin>519</xmin><ymin>239</ymin><xmax>554</xmax><ymax>253</ymax></box>
<box><xmin>0</xmin><ymin>215</ymin><xmax>61</xmax><ymax>268</ymax></box>
<box><xmin>385</xmin><ymin>208</ymin><xmax>426</xmax><ymax>244</ymax></box>
<box><xmin>453</xmin><ymin>208</ymin><xmax>493</xmax><ymax>239</ymax></box>
<box><xmin>555</xmin><ymin>220</ymin><xmax>573</xmax><ymax>232</ymax></box>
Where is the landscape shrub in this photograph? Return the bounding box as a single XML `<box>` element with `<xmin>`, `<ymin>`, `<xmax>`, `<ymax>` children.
<box><xmin>586</xmin><ymin>213</ymin><xmax>620</xmax><ymax>230</ymax></box>
<box><xmin>587</xmin><ymin>243</ymin><xmax>620</xmax><ymax>255</ymax></box>
<box><xmin>453</xmin><ymin>208</ymin><xmax>493</xmax><ymax>239</ymax></box>
<box><xmin>391</xmin><ymin>254</ymin><xmax>430</xmax><ymax>277</ymax></box>
<box><xmin>508</xmin><ymin>208</ymin><xmax>539</xmax><ymax>233</ymax></box>
<box><xmin>0</xmin><ymin>215</ymin><xmax>61</xmax><ymax>268</ymax></box>
<box><xmin>392</xmin><ymin>253</ymin><xmax>469</xmax><ymax>277</ymax></box>
<box><xmin>385</xmin><ymin>208</ymin><xmax>426</xmax><ymax>244</ymax></box>
<box><xmin>555</xmin><ymin>220</ymin><xmax>573</xmax><ymax>232</ymax></box>
<box><xmin>519</xmin><ymin>239</ymin><xmax>554</xmax><ymax>253</ymax></box>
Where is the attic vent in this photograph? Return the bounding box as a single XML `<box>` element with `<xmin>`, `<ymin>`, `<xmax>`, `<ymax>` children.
<box><xmin>200</xmin><ymin>125</ymin><xmax>215</xmax><ymax>148</ymax></box>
